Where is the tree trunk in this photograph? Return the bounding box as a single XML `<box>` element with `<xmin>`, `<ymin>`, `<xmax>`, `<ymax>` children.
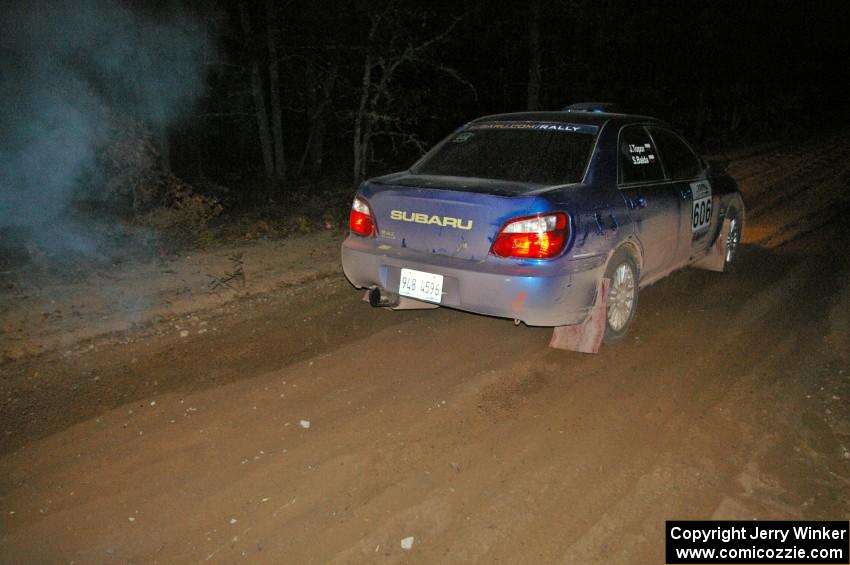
<box><xmin>296</xmin><ymin>58</ymin><xmax>318</xmax><ymax>178</ymax></box>
<box><xmin>353</xmin><ymin>14</ymin><xmax>384</xmax><ymax>187</ymax></box>
<box><xmin>239</xmin><ymin>2</ymin><xmax>275</xmax><ymax>179</ymax></box>
<box><xmin>526</xmin><ymin>0</ymin><xmax>542</xmax><ymax>111</ymax></box>
<box><xmin>265</xmin><ymin>0</ymin><xmax>285</xmax><ymax>183</ymax></box>
<box><xmin>353</xmin><ymin>55</ymin><xmax>372</xmax><ymax>186</ymax></box>
<box><xmin>309</xmin><ymin>115</ymin><xmax>327</xmax><ymax>177</ymax></box>
<box><xmin>250</xmin><ymin>64</ymin><xmax>275</xmax><ymax>179</ymax></box>
<box><xmin>297</xmin><ymin>61</ymin><xmax>337</xmax><ymax>178</ymax></box>
<box><xmin>311</xmin><ymin>61</ymin><xmax>338</xmax><ymax>177</ymax></box>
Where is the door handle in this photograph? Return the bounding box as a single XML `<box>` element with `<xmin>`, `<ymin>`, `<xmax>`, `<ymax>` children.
<box><xmin>628</xmin><ymin>196</ymin><xmax>647</xmax><ymax>210</ymax></box>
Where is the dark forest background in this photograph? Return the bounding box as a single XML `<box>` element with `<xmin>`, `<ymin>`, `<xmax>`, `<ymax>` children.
<box><xmin>1</xmin><ymin>0</ymin><xmax>848</xmax><ymax>260</ymax></box>
<box><xmin>185</xmin><ymin>0</ymin><xmax>847</xmax><ymax>192</ymax></box>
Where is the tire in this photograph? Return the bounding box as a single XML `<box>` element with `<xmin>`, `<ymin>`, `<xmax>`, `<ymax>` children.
<box><xmin>602</xmin><ymin>248</ymin><xmax>639</xmax><ymax>345</ymax></box>
<box><xmin>722</xmin><ymin>209</ymin><xmax>743</xmax><ymax>272</ymax></box>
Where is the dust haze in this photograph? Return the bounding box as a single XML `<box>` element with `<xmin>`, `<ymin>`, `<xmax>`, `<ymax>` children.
<box><xmin>0</xmin><ymin>0</ymin><xmax>205</xmax><ymax>263</ymax></box>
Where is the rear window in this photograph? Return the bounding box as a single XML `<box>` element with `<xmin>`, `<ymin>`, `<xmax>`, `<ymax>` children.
<box><xmin>412</xmin><ymin>122</ymin><xmax>597</xmax><ymax>186</ymax></box>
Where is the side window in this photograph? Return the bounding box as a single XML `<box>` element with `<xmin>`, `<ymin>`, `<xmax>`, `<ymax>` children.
<box><xmin>618</xmin><ymin>126</ymin><xmax>665</xmax><ymax>184</ymax></box>
<box><xmin>650</xmin><ymin>128</ymin><xmax>702</xmax><ymax>180</ymax></box>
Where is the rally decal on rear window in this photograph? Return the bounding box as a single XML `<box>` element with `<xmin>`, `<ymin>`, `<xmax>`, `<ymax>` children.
<box><xmin>690</xmin><ymin>180</ymin><xmax>712</xmax><ymax>231</ymax></box>
<box><xmin>471</xmin><ymin>121</ymin><xmax>599</xmax><ymax>135</ymax></box>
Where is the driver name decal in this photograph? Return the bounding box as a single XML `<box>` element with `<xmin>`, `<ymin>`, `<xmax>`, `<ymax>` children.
<box><xmin>628</xmin><ymin>142</ymin><xmax>656</xmax><ymax>165</ymax></box>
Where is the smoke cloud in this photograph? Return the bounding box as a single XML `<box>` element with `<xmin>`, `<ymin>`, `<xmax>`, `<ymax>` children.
<box><xmin>0</xmin><ymin>0</ymin><xmax>206</xmax><ymax>262</ymax></box>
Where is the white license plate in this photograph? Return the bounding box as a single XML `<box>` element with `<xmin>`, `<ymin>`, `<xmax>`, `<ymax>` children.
<box><xmin>399</xmin><ymin>268</ymin><xmax>443</xmax><ymax>303</ymax></box>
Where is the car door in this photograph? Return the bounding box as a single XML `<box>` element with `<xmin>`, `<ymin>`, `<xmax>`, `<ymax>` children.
<box><xmin>617</xmin><ymin>125</ymin><xmax>680</xmax><ymax>281</ymax></box>
<box><xmin>648</xmin><ymin>127</ymin><xmax>712</xmax><ymax>261</ymax></box>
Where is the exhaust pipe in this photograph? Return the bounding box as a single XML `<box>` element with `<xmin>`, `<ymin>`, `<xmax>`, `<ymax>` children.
<box><xmin>368</xmin><ymin>287</ymin><xmax>400</xmax><ymax>308</ymax></box>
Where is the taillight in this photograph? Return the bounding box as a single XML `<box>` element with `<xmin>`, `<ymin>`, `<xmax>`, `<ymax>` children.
<box><xmin>349</xmin><ymin>196</ymin><xmax>375</xmax><ymax>237</ymax></box>
<box><xmin>491</xmin><ymin>212</ymin><xmax>570</xmax><ymax>259</ymax></box>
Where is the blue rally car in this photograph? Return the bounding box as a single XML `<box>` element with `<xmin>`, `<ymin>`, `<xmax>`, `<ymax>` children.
<box><xmin>341</xmin><ymin>105</ymin><xmax>744</xmax><ymax>352</ymax></box>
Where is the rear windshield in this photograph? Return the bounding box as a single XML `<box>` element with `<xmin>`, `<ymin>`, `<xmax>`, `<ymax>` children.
<box><xmin>412</xmin><ymin>122</ymin><xmax>598</xmax><ymax>186</ymax></box>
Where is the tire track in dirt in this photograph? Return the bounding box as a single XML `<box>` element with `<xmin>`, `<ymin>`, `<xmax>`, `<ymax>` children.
<box><xmin>731</xmin><ymin>131</ymin><xmax>850</xmax><ymax>247</ymax></box>
<box><xmin>1</xmin><ymin>137</ymin><xmax>849</xmax><ymax>563</ymax></box>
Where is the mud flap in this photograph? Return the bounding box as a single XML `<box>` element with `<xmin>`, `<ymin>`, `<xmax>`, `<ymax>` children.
<box><xmin>692</xmin><ymin>217</ymin><xmax>731</xmax><ymax>272</ymax></box>
<box><xmin>549</xmin><ymin>277</ymin><xmax>610</xmax><ymax>354</ymax></box>
<box><xmin>361</xmin><ymin>291</ymin><xmax>440</xmax><ymax>310</ymax></box>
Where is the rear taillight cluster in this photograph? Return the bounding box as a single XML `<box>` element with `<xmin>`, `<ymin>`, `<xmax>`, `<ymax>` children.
<box><xmin>349</xmin><ymin>196</ymin><xmax>375</xmax><ymax>237</ymax></box>
<box><xmin>490</xmin><ymin>212</ymin><xmax>570</xmax><ymax>259</ymax></box>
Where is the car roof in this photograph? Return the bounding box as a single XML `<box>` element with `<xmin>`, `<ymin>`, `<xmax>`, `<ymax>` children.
<box><xmin>468</xmin><ymin>110</ymin><xmax>667</xmax><ymax>130</ymax></box>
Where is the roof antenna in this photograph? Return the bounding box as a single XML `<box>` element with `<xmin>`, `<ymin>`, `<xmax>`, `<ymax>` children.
<box><xmin>562</xmin><ymin>102</ymin><xmax>621</xmax><ymax>113</ymax></box>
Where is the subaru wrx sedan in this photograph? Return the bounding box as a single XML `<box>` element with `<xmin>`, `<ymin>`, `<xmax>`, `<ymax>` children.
<box><xmin>341</xmin><ymin>107</ymin><xmax>744</xmax><ymax>347</ymax></box>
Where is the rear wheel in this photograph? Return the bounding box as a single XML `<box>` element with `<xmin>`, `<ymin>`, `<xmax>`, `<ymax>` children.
<box><xmin>603</xmin><ymin>249</ymin><xmax>639</xmax><ymax>345</ymax></box>
<box><xmin>723</xmin><ymin>210</ymin><xmax>742</xmax><ymax>271</ymax></box>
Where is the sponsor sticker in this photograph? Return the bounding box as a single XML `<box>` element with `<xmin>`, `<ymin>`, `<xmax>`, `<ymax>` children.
<box><xmin>471</xmin><ymin>121</ymin><xmax>599</xmax><ymax>135</ymax></box>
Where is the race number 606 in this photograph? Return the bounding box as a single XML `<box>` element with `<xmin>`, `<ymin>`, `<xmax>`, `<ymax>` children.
<box><xmin>692</xmin><ymin>196</ymin><xmax>712</xmax><ymax>231</ymax></box>
<box><xmin>689</xmin><ymin>181</ymin><xmax>712</xmax><ymax>231</ymax></box>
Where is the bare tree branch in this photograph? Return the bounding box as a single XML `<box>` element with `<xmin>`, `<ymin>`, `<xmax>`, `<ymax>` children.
<box><xmin>351</xmin><ymin>7</ymin><xmax>471</xmax><ymax>185</ymax></box>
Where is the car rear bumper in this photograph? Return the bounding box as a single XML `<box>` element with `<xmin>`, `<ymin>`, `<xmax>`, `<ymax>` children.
<box><xmin>341</xmin><ymin>236</ymin><xmax>606</xmax><ymax>327</ymax></box>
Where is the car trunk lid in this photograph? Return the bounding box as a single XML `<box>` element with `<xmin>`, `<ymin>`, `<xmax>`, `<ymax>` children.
<box><xmin>363</xmin><ymin>175</ymin><xmax>558</xmax><ymax>261</ymax></box>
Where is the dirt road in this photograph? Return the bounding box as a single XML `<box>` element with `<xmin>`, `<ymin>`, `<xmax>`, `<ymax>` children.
<box><xmin>1</xmin><ymin>135</ymin><xmax>849</xmax><ymax>563</ymax></box>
